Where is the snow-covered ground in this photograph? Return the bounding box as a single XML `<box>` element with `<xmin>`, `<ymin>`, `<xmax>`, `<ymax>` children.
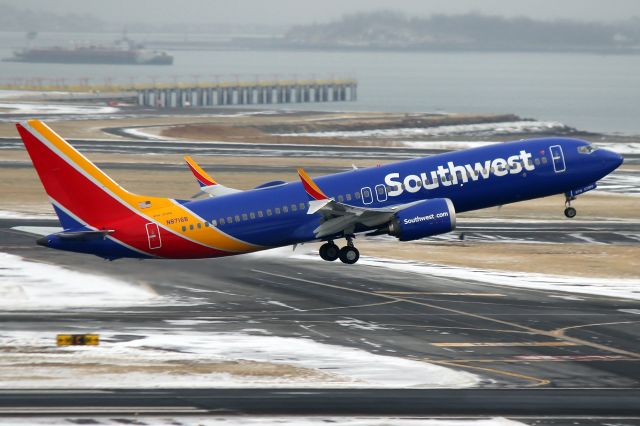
<box><xmin>0</xmin><ymin>102</ymin><xmax>118</xmax><ymax>115</ymax></box>
<box><xmin>0</xmin><ymin>252</ymin><xmax>168</xmax><ymax>310</ymax></box>
<box><xmin>0</xmin><ymin>330</ymin><xmax>480</xmax><ymax>389</ymax></box>
<box><xmin>594</xmin><ymin>141</ymin><xmax>640</xmax><ymax>155</ymax></box>
<box><xmin>0</xmin><ymin>416</ymin><xmax>526</xmax><ymax>426</ymax></box>
<box><xmin>297</xmin><ymin>254</ymin><xmax>640</xmax><ymax>301</ymax></box>
<box><xmin>0</xmin><ymin>210</ymin><xmax>56</xmax><ymax>220</ymax></box>
<box><xmin>275</xmin><ymin>121</ymin><xmax>567</xmax><ymax>138</ymax></box>
<box><xmin>402</xmin><ymin>141</ymin><xmax>499</xmax><ymax>150</ymax></box>
<box><xmin>0</xmin><ymin>251</ymin><xmax>479</xmax><ymax>389</ymax></box>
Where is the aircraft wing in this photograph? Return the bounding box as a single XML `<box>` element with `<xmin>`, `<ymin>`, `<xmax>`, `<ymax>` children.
<box><xmin>184</xmin><ymin>155</ymin><xmax>243</xmax><ymax>198</ymax></box>
<box><xmin>298</xmin><ymin>168</ymin><xmax>419</xmax><ymax>238</ymax></box>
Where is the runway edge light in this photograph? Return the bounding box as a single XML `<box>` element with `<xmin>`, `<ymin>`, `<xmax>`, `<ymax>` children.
<box><xmin>56</xmin><ymin>334</ymin><xmax>100</xmax><ymax>346</ymax></box>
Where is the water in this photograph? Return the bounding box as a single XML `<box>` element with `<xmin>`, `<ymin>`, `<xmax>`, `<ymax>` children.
<box><xmin>1</xmin><ymin>32</ymin><xmax>639</xmax><ymax>135</ymax></box>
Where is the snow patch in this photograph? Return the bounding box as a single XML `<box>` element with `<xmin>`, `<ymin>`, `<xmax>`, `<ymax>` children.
<box><xmin>402</xmin><ymin>141</ymin><xmax>500</xmax><ymax>150</ymax></box>
<box><xmin>594</xmin><ymin>142</ymin><xmax>640</xmax><ymax>155</ymax></box>
<box><xmin>276</xmin><ymin>121</ymin><xmax>567</xmax><ymax>138</ymax></box>
<box><xmin>0</xmin><ymin>252</ymin><xmax>169</xmax><ymax>310</ymax></box>
<box><xmin>293</xmin><ymin>254</ymin><xmax>640</xmax><ymax>301</ymax></box>
<box><xmin>121</xmin><ymin>127</ymin><xmax>166</xmax><ymax>140</ymax></box>
<box><xmin>0</xmin><ymin>210</ymin><xmax>57</xmax><ymax>220</ymax></box>
<box><xmin>0</xmin><ymin>102</ymin><xmax>118</xmax><ymax>115</ymax></box>
<box><xmin>0</xmin><ymin>330</ymin><xmax>480</xmax><ymax>389</ymax></box>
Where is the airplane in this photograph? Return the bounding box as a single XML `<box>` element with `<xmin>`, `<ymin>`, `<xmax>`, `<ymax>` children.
<box><xmin>15</xmin><ymin>119</ymin><xmax>623</xmax><ymax>264</ymax></box>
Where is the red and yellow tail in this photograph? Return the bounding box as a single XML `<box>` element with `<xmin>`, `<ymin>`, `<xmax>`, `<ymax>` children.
<box><xmin>16</xmin><ymin>120</ymin><xmax>260</xmax><ymax>258</ymax></box>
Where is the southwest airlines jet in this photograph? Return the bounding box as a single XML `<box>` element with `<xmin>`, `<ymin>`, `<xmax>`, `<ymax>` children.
<box><xmin>16</xmin><ymin>120</ymin><xmax>623</xmax><ymax>264</ymax></box>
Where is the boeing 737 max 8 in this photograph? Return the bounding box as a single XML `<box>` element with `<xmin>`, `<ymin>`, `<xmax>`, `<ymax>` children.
<box><xmin>15</xmin><ymin>120</ymin><xmax>623</xmax><ymax>264</ymax></box>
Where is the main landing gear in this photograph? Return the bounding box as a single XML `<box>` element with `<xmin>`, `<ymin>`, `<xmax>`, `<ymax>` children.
<box><xmin>564</xmin><ymin>194</ymin><xmax>577</xmax><ymax>218</ymax></box>
<box><xmin>319</xmin><ymin>236</ymin><xmax>360</xmax><ymax>265</ymax></box>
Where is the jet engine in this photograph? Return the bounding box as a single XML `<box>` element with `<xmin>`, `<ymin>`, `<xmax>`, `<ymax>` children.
<box><xmin>387</xmin><ymin>198</ymin><xmax>456</xmax><ymax>241</ymax></box>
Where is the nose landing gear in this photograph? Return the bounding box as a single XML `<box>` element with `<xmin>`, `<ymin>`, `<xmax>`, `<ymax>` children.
<box><xmin>564</xmin><ymin>195</ymin><xmax>577</xmax><ymax>218</ymax></box>
<box><xmin>319</xmin><ymin>236</ymin><xmax>360</xmax><ymax>264</ymax></box>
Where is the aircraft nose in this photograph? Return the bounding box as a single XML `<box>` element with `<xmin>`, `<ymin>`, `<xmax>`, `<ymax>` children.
<box><xmin>600</xmin><ymin>149</ymin><xmax>623</xmax><ymax>172</ymax></box>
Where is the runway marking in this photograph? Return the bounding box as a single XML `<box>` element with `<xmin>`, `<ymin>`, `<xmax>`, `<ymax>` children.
<box><xmin>299</xmin><ymin>300</ymin><xmax>400</xmax><ymax>312</ymax></box>
<box><xmin>619</xmin><ymin>309</ymin><xmax>640</xmax><ymax>315</ymax></box>
<box><xmin>375</xmin><ymin>292</ymin><xmax>506</xmax><ymax>297</ymax></box>
<box><xmin>429</xmin><ymin>359</ymin><xmax>551</xmax><ymax>387</ymax></box>
<box><xmin>431</xmin><ymin>341</ymin><xmax>579</xmax><ymax>348</ymax></box>
<box><xmin>550</xmin><ymin>320</ymin><xmax>640</xmax><ymax>337</ymax></box>
<box><xmin>425</xmin><ymin>355</ymin><xmax>636</xmax><ymax>363</ymax></box>
<box><xmin>253</xmin><ymin>269</ymin><xmax>640</xmax><ymax>361</ymax></box>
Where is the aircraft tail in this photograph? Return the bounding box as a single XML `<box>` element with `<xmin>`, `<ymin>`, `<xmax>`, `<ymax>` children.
<box><xmin>16</xmin><ymin>120</ymin><xmax>164</xmax><ymax>230</ymax></box>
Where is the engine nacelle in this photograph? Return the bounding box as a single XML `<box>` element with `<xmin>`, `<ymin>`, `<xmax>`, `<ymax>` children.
<box><xmin>388</xmin><ymin>198</ymin><xmax>456</xmax><ymax>241</ymax></box>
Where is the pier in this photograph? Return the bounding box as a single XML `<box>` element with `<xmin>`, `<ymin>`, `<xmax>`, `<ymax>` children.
<box><xmin>0</xmin><ymin>78</ymin><xmax>358</xmax><ymax>108</ymax></box>
<box><xmin>136</xmin><ymin>79</ymin><xmax>357</xmax><ymax>108</ymax></box>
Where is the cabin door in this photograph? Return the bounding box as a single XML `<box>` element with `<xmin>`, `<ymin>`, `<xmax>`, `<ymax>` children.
<box><xmin>145</xmin><ymin>223</ymin><xmax>162</xmax><ymax>250</ymax></box>
<box><xmin>549</xmin><ymin>145</ymin><xmax>566</xmax><ymax>173</ymax></box>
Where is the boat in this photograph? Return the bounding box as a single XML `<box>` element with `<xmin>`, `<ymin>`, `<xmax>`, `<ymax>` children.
<box><xmin>3</xmin><ymin>36</ymin><xmax>173</xmax><ymax>65</ymax></box>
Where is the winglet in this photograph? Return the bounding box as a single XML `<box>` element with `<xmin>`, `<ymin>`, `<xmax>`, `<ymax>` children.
<box><xmin>297</xmin><ymin>168</ymin><xmax>329</xmax><ymax>201</ymax></box>
<box><xmin>184</xmin><ymin>155</ymin><xmax>217</xmax><ymax>187</ymax></box>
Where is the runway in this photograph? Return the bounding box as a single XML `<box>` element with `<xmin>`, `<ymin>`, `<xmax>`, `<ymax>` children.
<box><xmin>1</xmin><ymin>388</ymin><xmax>640</xmax><ymax>416</ymax></box>
<box><xmin>2</xmin><ymin>218</ymin><xmax>639</xmax><ymax>390</ymax></box>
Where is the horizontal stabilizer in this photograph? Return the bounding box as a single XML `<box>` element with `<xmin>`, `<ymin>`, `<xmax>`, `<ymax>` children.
<box><xmin>55</xmin><ymin>230</ymin><xmax>115</xmax><ymax>241</ymax></box>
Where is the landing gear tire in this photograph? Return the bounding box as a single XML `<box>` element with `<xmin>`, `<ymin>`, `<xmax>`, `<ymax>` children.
<box><xmin>319</xmin><ymin>242</ymin><xmax>340</xmax><ymax>261</ymax></box>
<box><xmin>339</xmin><ymin>246</ymin><xmax>360</xmax><ymax>264</ymax></box>
<box><xmin>564</xmin><ymin>207</ymin><xmax>577</xmax><ymax>218</ymax></box>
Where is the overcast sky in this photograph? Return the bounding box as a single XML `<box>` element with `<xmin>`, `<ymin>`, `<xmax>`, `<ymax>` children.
<box><xmin>13</xmin><ymin>0</ymin><xmax>640</xmax><ymax>25</ymax></box>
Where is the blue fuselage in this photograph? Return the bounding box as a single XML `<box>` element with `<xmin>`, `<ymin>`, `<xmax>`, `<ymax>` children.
<box><xmin>183</xmin><ymin>137</ymin><xmax>623</xmax><ymax>247</ymax></box>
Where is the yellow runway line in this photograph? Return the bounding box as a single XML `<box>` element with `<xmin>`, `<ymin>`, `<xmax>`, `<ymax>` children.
<box><xmin>432</xmin><ymin>341</ymin><xmax>579</xmax><ymax>347</ymax></box>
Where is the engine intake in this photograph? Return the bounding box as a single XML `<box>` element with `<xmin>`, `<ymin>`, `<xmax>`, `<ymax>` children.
<box><xmin>388</xmin><ymin>198</ymin><xmax>456</xmax><ymax>241</ymax></box>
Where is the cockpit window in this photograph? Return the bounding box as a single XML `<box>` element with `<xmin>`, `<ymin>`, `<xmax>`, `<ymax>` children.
<box><xmin>577</xmin><ymin>145</ymin><xmax>597</xmax><ymax>154</ymax></box>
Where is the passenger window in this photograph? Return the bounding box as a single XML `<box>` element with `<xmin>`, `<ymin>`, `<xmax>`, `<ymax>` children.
<box><xmin>227</xmin><ymin>216</ymin><xmax>233</xmax><ymax>223</ymax></box>
<box><xmin>189</xmin><ymin>224</ymin><xmax>194</xmax><ymax>230</ymax></box>
<box><xmin>250</xmin><ymin>212</ymin><xmax>256</xmax><ymax>219</ymax></box>
<box><xmin>355</xmin><ymin>192</ymin><xmax>361</xmax><ymax>199</ymax></box>
<box><xmin>204</xmin><ymin>222</ymin><xmax>209</xmax><ymax>227</ymax></box>
<box><xmin>275</xmin><ymin>208</ymin><xmax>281</xmax><ymax>214</ymax></box>
<box><xmin>541</xmin><ymin>157</ymin><xmax>548</xmax><ymax>164</ymax></box>
<box><xmin>197</xmin><ymin>223</ymin><xmax>202</xmax><ymax>229</ymax></box>
<box><xmin>258</xmin><ymin>211</ymin><xmax>264</xmax><ymax>218</ymax></box>
<box><xmin>182</xmin><ymin>226</ymin><xmax>186</xmax><ymax>231</ymax></box>
<box><xmin>242</xmin><ymin>213</ymin><xmax>248</xmax><ymax>221</ymax></box>
<box><xmin>219</xmin><ymin>218</ymin><xmax>225</xmax><ymax>225</ymax></box>
<box><xmin>283</xmin><ymin>206</ymin><xmax>289</xmax><ymax>213</ymax></box>
<box><xmin>345</xmin><ymin>193</ymin><xmax>352</xmax><ymax>201</ymax></box>
<box><xmin>377</xmin><ymin>186</ymin><xmax>384</xmax><ymax>194</ymax></box>
<box><xmin>299</xmin><ymin>202</ymin><xmax>306</xmax><ymax>210</ymax></box>
<box><xmin>534</xmin><ymin>158</ymin><xmax>541</xmax><ymax>166</ymax></box>
<box><xmin>363</xmin><ymin>189</ymin><xmax>371</xmax><ymax>197</ymax></box>
<box><xmin>235</xmin><ymin>215</ymin><xmax>241</xmax><ymax>222</ymax></box>
<box><xmin>267</xmin><ymin>209</ymin><xmax>273</xmax><ymax>216</ymax></box>
<box><xmin>291</xmin><ymin>204</ymin><xmax>297</xmax><ymax>212</ymax></box>
<box><xmin>211</xmin><ymin>219</ymin><xmax>217</xmax><ymax>226</ymax></box>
